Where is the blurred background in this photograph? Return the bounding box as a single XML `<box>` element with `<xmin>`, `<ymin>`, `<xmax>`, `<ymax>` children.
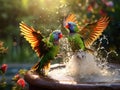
<box><xmin>0</xmin><ymin>0</ymin><xmax>120</xmax><ymax>64</ymax></box>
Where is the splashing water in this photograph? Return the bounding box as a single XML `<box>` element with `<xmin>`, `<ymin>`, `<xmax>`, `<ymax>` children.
<box><xmin>64</xmin><ymin>51</ymin><xmax>118</xmax><ymax>83</ymax></box>
<box><xmin>48</xmin><ymin>36</ymin><xmax>120</xmax><ymax>84</ymax></box>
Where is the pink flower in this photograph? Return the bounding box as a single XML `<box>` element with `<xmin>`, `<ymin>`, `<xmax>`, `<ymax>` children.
<box><xmin>105</xmin><ymin>1</ymin><xmax>114</xmax><ymax>7</ymax></box>
<box><xmin>1</xmin><ymin>64</ymin><xmax>8</xmax><ymax>73</ymax></box>
<box><xmin>102</xmin><ymin>0</ymin><xmax>114</xmax><ymax>7</ymax></box>
<box><xmin>17</xmin><ymin>78</ymin><xmax>26</xmax><ymax>88</ymax></box>
<box><xmin>102</xmin><ymin>0</ymin><xmax>108</xmax><ymax>3</ymax></box>
<box><xmin>99</xmin><ymin>9</ymin><xmax>107</xmax><ymax>16</ymax></box>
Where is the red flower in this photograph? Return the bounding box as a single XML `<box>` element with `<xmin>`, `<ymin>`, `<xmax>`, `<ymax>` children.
<box><xmin>1</xmin><ymin>64</ymin><xmax>8</xmax><ymax>73</ymax></box>
<box><xmin>17</xmin><ymin>78</ymin><xmax>26</xmax><ymax>88</ymax></box>
<box><xmin>87</xmin><ymin>5</ymin><xmax>93</xmax><ymax>13</ymax></box>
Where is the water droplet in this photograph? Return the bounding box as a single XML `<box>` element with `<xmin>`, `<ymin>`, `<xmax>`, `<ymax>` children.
<box><xmin>42</xmin><ymin>8</ymin><xmax>45</xmax><ymax>10</ymax></box>
<box><xmin>78</xmin><ymin>3</ymin><xmax>81</xmax><ymax>7</ymax></box>
<box><xmin>56</xmin><ymin>12</ymin><xmax>59</xmax><ymax>14</ymax></box>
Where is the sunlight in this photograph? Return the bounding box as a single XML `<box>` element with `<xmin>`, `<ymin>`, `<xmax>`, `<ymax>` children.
<box><xmin>21</xmin><ymin>0</ymin><xmax>67</xmax><ymax>13</ymax></box>
<box><xmin>38</xmin><ymin>0</ymin><xmax>67</xmax><ymax>12</ymax></box>
<box><xmin>21</xmin><ymin>0</ymin><xmax>28</xmax><ymax>9</ymax></box>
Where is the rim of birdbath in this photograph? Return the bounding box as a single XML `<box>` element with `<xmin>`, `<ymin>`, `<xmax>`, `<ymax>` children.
<box><xmin>24</xmin><ymin>64</ymin><xmax>120</xmax><ymax>90</ymax></box>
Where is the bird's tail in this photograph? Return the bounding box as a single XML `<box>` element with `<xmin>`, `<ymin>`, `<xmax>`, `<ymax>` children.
<box><xmin>30</xmin><ymin>60</ymin><xmax>51</xmax><ymax>75</ymax></box>
<box><xmin>31</xmin><ymin>61</ymin><xmax>40</xmax><ymax>71</ymax></box>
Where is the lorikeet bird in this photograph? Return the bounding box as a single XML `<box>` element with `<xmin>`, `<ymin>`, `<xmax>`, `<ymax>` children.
<box><xmin>19</xmin><ymin>22</ymin><xmax>63</xmax><ymax>75</ymax></box>
<box><xmin>64</xmin><ymin>14</ymin><xmax>110</xmax><ymax>52</ymax></box>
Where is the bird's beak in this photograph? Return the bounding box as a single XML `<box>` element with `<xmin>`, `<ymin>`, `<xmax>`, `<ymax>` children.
<box><xmin>65</xmin><ymin>24</ymin><xmax>69</xmax><ymax>28</ymax></box>
<box><xmin>59</xmin><ymin>33</ymin><xmax>63</xmax><ymax>38</ymax></box>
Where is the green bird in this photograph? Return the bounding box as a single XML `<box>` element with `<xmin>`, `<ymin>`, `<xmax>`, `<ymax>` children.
<box><xmin>63</xmin><ymin>14</ymin><xmax>110</xmax><ymax>52</ymax></box>
<box><xmin>19</xmin><ymin>22</ymin><xmax>63</xmax><ymax>75</ymax></box>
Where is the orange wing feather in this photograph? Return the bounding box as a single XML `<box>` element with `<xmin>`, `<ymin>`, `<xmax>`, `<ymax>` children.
<box><xmin>19</xmin><ymin>22</ymin><xmax>43</xmax><ymax>57</ymax></box>
<box><xmin>64</xmin><ymin>14</ymin><xmax>80</xmax><ymax>29</ymax></box>
<box><xmin>80</xmin><ymin>16</ymin><xmax>110</xmax><ymax>48</ymax></box>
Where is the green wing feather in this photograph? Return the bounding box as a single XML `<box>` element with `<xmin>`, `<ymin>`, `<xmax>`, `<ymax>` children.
<box><xmin>68</xmin><ymin>33</ymin><xmax>85</xmax><ymax>51</ymax></box>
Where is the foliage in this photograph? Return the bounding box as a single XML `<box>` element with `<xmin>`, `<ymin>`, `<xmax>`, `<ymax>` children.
<box><xmin>0</xmin><ymin>63</ymin><xmax>28</xmax><ymax>90</ymax></box>
<box><xmin>0</xmin><ymin>64</ymin><xmax>8</xmax><ymax>89</ymax></box>
<box><xmin>12</xmin><ymin>69</ymin><xmax>28</xmax><ymax>90</ymax></box>
<box><xmin>0</xmin><ymin>41</ymin><xmax>7</xmax><ymax>54</ymax></box>
<box><xmin>0</xmin><ymin>41</ymin><xmax>8</xmax><ymax>64</ymax></box>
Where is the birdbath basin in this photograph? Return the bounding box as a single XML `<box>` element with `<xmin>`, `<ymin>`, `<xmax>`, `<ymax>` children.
<box><xmin>24</xmin><ymin>64</ymin><xmax>120</xmax><ymax>90</ymax></box>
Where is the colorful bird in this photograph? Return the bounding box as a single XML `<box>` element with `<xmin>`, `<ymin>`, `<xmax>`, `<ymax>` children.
<box><xmin>64</xmin><ymin>14</ymin><xmax>110</xmax><ymax>52</ymax></box>
<box><xmin>19</xmin><ymin>22</ymin><xmax>63</xmax><ymax>75</ymax></box>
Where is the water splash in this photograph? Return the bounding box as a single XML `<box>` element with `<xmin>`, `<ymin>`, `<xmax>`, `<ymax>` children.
<box><xmin>65</xmin><ymin>51</ymin><xmax>100</xmax><ymax>77</ymax></box>
<box><xmin>48</xmin><ymin>36</ymin><xmax>120</xmax><ymax>84</ymax></box>
<box><xmin>64</xmin><ymin>51</ymin><xmax>115</xmax><ymax>83</ymax></box>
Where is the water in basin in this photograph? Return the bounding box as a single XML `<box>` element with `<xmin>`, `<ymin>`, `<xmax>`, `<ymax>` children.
<box><xmin>48</xmin><ymin>51</ymin><xmax>120</xmax><ymax>84</ymax></box>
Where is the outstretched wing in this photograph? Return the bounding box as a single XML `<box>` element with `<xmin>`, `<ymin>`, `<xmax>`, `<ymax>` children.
<box><xmin>79</xmin><ymin>16</ymin><xmax>110</xmax><ymax>48</ymax></box>
<box><xmin>64</xmin><ymin>13</ymin><xmax>80</xmax><ymax>29</ymax></box>
<box><xmin>19</xmin><ymin>22</ymin><xmax>49</xmax><ymax>57</ymax></box>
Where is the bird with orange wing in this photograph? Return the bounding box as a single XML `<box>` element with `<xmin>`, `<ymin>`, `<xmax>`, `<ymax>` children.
<box><xmin>63</xmin><ymin>14</ymin><xmax>110</xmax><ymax>53</ymax></box>
<box><xmin>19</xmin><ymin>22</ymin><xmax>63</xmax><ymax>75</ymax></box>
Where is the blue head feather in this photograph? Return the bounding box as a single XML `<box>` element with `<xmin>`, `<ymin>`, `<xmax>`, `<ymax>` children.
<box><xmin>52</xmin><ymin>30</ymin><xmax>62</xmax><ymax>41</ymax></box>
<box><xmin>68</xmin><ymin>22</ymin><xmax>77</xmax><ymax>33</ymax></box>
